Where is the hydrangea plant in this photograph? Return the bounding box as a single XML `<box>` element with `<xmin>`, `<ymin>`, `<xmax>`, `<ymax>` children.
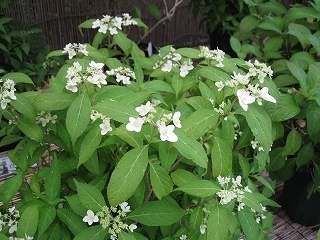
<box><xmin>0</xmin><ymin>13</ymin><xmax>279</xmax><ymax>240</ymax></box>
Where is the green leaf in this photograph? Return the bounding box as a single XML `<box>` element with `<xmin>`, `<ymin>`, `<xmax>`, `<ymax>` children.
<box><xmin>114</xmin><ymin>124</ymin><xmax>143</xmax><ymax>147</ymax></box>
<box><xmin>46</xmin><ymin>50</ymin><xmax>64</xmax><ymax>59</ymax></box>
<box><xmin>44</xmin><ymin>223</ymin><xmax>61</xmax><ymax>240</ymax></box>
<box><xmin>207</xmin><ymin>203</ymin><xmax>237</xmax><ymax>240</ymax></box>
<box><xmin>211</xmin><ymin>136</ymin><xmax>232</xmax><ymax>176</ymax></box>
<box><xmin>16</xmin><ymin>205</ymin><xmax>39</xmax><ymax>238</ymax></box>
<box><xmin>264</xmin><ymin>94</ymin><xmax>300</xmax><ymax>121</ymax></box>
<box><xmin>172</xmin><ymin>73</ymin><xmax>183</xmax><ymax>97</ymax></box>
<box><xmin>75</xmin><ymin>180</ymin><xmax>106</xmax><ymax>212</ymax></box>
<box><xmin>45</xmin><ymin>156</ymin><xmax>61</xmax><ymax>202</ymax></box>
<box><xmin>147</xmin><ymin>4</ymin><xmax>162</xmax><ymax>20</ymax></box>
<box><xmin>182</xmin><ymin>109</ymin><xmax>219</xmax><ymax>139</ymax></box>
<box><xmin>107</xmin><ymin>145</ymin><xmax>149</xmax><ymax>206</ymax></box>
<box><xmin>142</xmin><ymin>80</ymin><xmax>175</xmax><ymax>93</ymax></box>
<box><xmin>11</xmin><ymin>93</ymin><xmax>36</xmax><ymax>119</ymax></box>
<box><xmin>173</xmin><ymin>129</ymin><xmax>208</xmax><ymax>169</ymax></box>
<box><xmin>128</xmin><ymin>200</ymin><xmax>187</xmax><ymax>226</ymax></box>
<box><xmin>93</xmin><ymin>99</ymin><xmax>137</xmax><ymax>123</ymax></box>
<box><xmin>2</xmin><ymin>72</ymin><xmax>34</xmax><ymax>85</ymax></box>
<box><xmin>242</xmin><ymin>104</ymin><xmax>273</xmax><ymax>151</ymax></box>
<box><xmin>198</xmin><ymin>66</ymin><xmax>230</xmax><ymax>82</ymax></box>
<box><xmin>57</xmin><ymin>208</ymin><xmax>87</xmax><ymax>236</ymax></box>
<box><xmin>306</xmin><ymin>101</ymin><xmax>320</xmax><ymax>136</ymax></box>
<box><xmin>175</xmin><ymin>180</ymin><xmax>220</xmax><ymax>197</ymax></box>
<box><xmin>149</xmin><ymin>162</ymin><xmax>173</xmax><ymax>199</ymax></box>
<box><xmin>238</xmin><ymin>15</ymin><xmax>260</xmax><ymax>33</ymax></box>
<box><xmin>78</xmin><ymin>19</ymin><xmax>95</xmax><ymax>35</ymax></box>
<box><xmin>264</xmin><ymin>37</ymin><xmax>283</xmax><ymax>53</ymax></box>
<box><xmin>242</xmin><ymin>192</ymin><xmax>263</xmax><ymax>212</ymax></box>
<box><xmin>287</xmin><ymin>61</ymin><xmax>308</xmax><ymax>93</ymax></box>
<box><xmin>17</xmin><ymin>117</ymin><xmax>43</xmax><ymax>142</ymax></box>
<box><xmin>288</xmin><ymin>23</ymin><xmax>311</xmax><ymax>49</ymax></box>
<box><xmin>78</xmin><ymin>125</ymin><xmax>102</xmax><ymax>166</ymax></box>
<box><xmin>118</xmin><ymin>230</ymin><xmax>136</xmax><ymax>240</ymax></box>
<box><xmin>175</xmin><ymin>48</ymin><xmax>201</xmax><ymax>58</ymax></box>
<box><xmin>171</xmin><ymin>169</ymin><xmax>199</xmax><ymax>187</ymax></box>
<box><xmin>0</xmin><ymin>234</ymin><xmax>9</xmax><ymax>240</ymax></box>
<box><xmin>159</xmin><ymin>141</ymin><xmax>179</xmax><ymax>173</ymax></box>
<box><xmin>38</xmin><ymin>205</ymin><xmax>56</xmax><ymax>237</ymax></box>
<box><xmin>238</xmin><ymin>208</ymin><xmax>260</xmax><ymax>239</ymax></box>
<box><xmin>74</xmin><ymin>225</ymin><xmax>108</xmax><ymax>240</ymax></box>
<box><xmin>284</xmin><ymin>6</ymin><xmax>319</xmax><ymax>23</ymax></box>
<box><xmin>0</xmin><ymin>173</ymin><xmax>24</xmax><ymax>209</ymax></box>
<box><xmin>282</xmin><ymin>129</ymin><xmax>302</xmax><ymax>156</ymax></box>
<box><xmin>33</xmin><ymin>93</ymin><xmax>74</xmax><ymax>111</ymax></box>
<box><xmin>66</xmin><ymin>91</ymin><xmax>91</xmax><ymax>144</ymax></box>
<box><xmin>296</xmin><ymin>142</ymin><xmax>314</xmax><ymax>168</ymax></box>
<box><xmin>65</xmin><ymin>195</ymin><xmax>87</xmax><ymax>216</ymax></box>
<box><xmin>113</xmin><ymin>31</ymin><xmax>132</xmax><ymax>56</ymax></box>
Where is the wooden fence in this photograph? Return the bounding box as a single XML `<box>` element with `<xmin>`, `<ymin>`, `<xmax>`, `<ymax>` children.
<box><xmin>4</xmin><ymin>0</ymin><xmax>209</xmax><ymax>50</ymax></box>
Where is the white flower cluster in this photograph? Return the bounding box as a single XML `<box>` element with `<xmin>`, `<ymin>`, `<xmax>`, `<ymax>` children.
<box><xmin>65</xmin><ymin>61</ymin><xmax>107</xmax><ymax>92</ymax></box>
<box><xmin>92</xmin><ymin>13</ymin><xmax>137</xmax><ymax>35</ymax></box>
<box><xmin>154</xmin><ymin>47</ymin><xmax>194</xmax><ymax>78</ymax></box>
<box><xmin>180</xmin><ymin>235</ymin><xmax>188</xmax><ymax>240</ymax></box>
<box><xmin>251</xmin><ymin>204</ymin><xmax>267</xmax><ymax>224</ymax></box>
<box><xmin>90</xmin><ymin>110</ymin><xmax>112</xmax><ymax>135</ymax></box>
<box><xmin>0</xmin><ymin>207</ymin><xmax>20</xmax><ymax>235</ymax></box>
<box><xmin>62</xmin><ymin>43</ymin><xmax>89</xmax><ymax>59</ymax></box>
<box><xmin>0</xmin><ymin>79</ymin><xmax>16</xmax><ymax>109</ymax></box>
<box><xmin>215</xmin><ymin>60</ymin><xmax>276</xmax><ymax>111</ymax></box>
<box><xmin>199</xmin><ymin>46</ymin><xmax>225</xmax><ymax>68</ymax></box>
<box><xmin>36</xmin><ymin>111</ymin><xmax>58</xmax><ymax>127</ymax></box>
<box><xmin>9</xmin><ymin>235</ymin><xmax>33</xmax><ymax>240</ymax></box>
<box><xmin>83</xmin><ymin>202</ymin><xmax>137</xmax><ymax>240</ymax></box>
<box><xmin>251</xmin><ymin>139</ymin><xmax>264</xmax><ymax>152</ymax></box>
<box><xmin>234</xmin><ymin>124</ymin><xmax>243</xmax><ymax>140</ymax></box>
<box><xmin>125</xmin><ymin>100</ymin><xmax>181</xmax><ymax>142</ymax></box>
<box><xmin>199</xmin><ymin>207</ymin><xmax>210</xmax><ymax>235</ymax></box>
<box><xmin>106</xmin><ymin>67</ymin><xmax>135</xmax><ymax>85</ymax></box>
<box><xmin>216</xmin><ymin>176</ymin><xmax>252</xmax><ymax>211</ymax></box>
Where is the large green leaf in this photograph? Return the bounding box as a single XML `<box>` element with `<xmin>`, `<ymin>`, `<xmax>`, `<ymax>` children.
<box><xmin>306</xmin><ymin>101</ymin><xmax>320</xmax><ymax>136</ymax></box>
<box><xmin>66</xmin><ymin>91</ymin><xmax>91</xmax><ymax>144</ymax></box>
<box><xmin>75</xmin><ymin>180</ymin><xmax>106</xmax><ymax>212</ymax></box>
<box><xmin>45</xmin><ymin>156</ymin><xmax>61</xmax><ymax>202</ymax></box>
<box><xmin>198</xmin><ymin>66</ymin><xmax>230</xmax><ymax>82</ymax></box>
<box><xmin>17</xmin><ymin>117</ymin><xmax>43</xmax><ymax>142</ymax></box>
<box><xmin>175</xmin><ymin>180</ymin><xmax>220</xmax><ymax>197</ymax></box>
<box><xmin>241</xmin><ymin>104</ymin><xmax>273</xmax><ymax>151</ymax></box>
<box><xmin>107</xmin><ymin>145</ymin><xmax>149</xmax><ymax>206</ymax></box>
<box><xmin>128</xmin><ymin>200</ymin><xmax>187</xmax><ymax>226</ymax></box>
<box><xmin>159</xmin><ymin>141</ymin><xmax>179</xmax><ymax>173</ymax></box>
<box><xmin>57</xmin><ymin>209</ymin><xmax>87</xmax><ymax>236</ymax></box>
<box><xmin>33</xmin><ymin>92</ymin><xmax>74</xmax><ymax>111</ymax></box>
<box><xmin>238</xmin><ymin>208</ymin><xmax>260</xmax><ymax>239</ymax></box>
<box><xmin>113</xmin><ymin>31</ymin><xmax>132</xmax><ymax>56</ymax></box>
<box><xmin>78</xmin><ymin>125</ymin><xmax>102</xmax><ymax>167</ymax></box>
<box><xmin>16</xmin><ymin>205</ymin><xmax>39</xmax><ymax>238</ymax></box>
<box><xmin>287</xmin><ymin>61</ymin><xmax>308</xmax><ymax>93</ymax></box>
<box><xmin>211</xmin><ymin>136</ymin><xmax>232</xmax><ymax>176</ymax></box>
<box><xmin>171</xmin><ymin>169</ymin><xmax>199</xmax><ymax>187</ymax></box>
<box><xmin>93</xmin><ymin>99</ymin><xmax>137</xmax><ymax>123</ymax></box>
<box><xmin>173</xmin><ymin>129</ymin><xmax>208</xmax><ymax>169</ymax></box>
<box><xmin>182</xmin><ymin>109</ymin><xmax>219</xmax><ymax>139</ymax></box>
<box><xmin>114</xmin><ymin>124</ymin><xmax>143</xmax><ymax>148</ymax></box>
<box><xmin>149</xmin><ymin>162</ymin><xmax>173</xmax><ymax>199</ymax></box>
<box><xmin>2</xmin><ymin>72</ymin><xmax>34</xmax><ymax>85</ymax></box>
<box><xmin>118</xmin><ymin>230</ymin><xmax>137</xmax><ymax>240</ymax></box>
<box><xmin>282</xmin><ymin>129</ymin><xmax>302</xmax><ymax>156</ymax></box>
<box><xmin>176</xmin><ymin>48</ymin><xmax>201</xmax><ymax>58</ymax></box>
<box><xmin>11</xmin><ymin>93</ymin><xmax>36</xmax><ymax>119</ymax></box>
<box><xmin>38</xmin><ymin>205</ymin><xmax>56</xmax><ymax>238</ymax></box>
<box><xmin>74</xmin><ymin>225</ymin><xmax>108</xmax><ymax>240</ymax></box>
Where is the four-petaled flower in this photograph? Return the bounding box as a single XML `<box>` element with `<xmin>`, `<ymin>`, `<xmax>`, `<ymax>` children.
<box><xmin>126</xmin><ymin>117</ymin><xmax>144</xmax><ymax>132</ymax></box>
<box><xmin>158</xmin><ymin>124</ymin><xmax>178</xmax><ymax>142</ymax></box>
<box><xmin>135</xmin><ymin>101</ymin><xmax>154</xmax><ymax>116</ymax></box>
<box><xmin>83</xmin><ymin>210</ymin><xmax>99</xmax><ymax>225</ymax></box>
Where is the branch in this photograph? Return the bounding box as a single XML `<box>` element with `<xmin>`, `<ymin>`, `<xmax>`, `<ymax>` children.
<box><xmin>138</xmin><ymin>0</ymin><xmax>186</xmax><ymax>44</ymax></box>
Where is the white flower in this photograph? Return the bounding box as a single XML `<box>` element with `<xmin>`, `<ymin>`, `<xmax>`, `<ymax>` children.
<box><xmin>158</xmin><ymin>124</ymin><xmax>178</xmax><ymax>142</ymax></box>
<box><xmin>172</xmin><ymin>111</ymin><xmax>182</xmax><ymax>128</ymax></box>
<box><xmin>200</xmin><ymin>224</ymin><xmax>207</xmax><ymax>234</ymax></box>
<box><xmin>215</xmin><ymin>81</ymin><xmax>225</xmax><ymax>91</ymax></box>
<box><xmin>83</xmin><ymin>210</ymin><xmax>99</xmax><ymax>225</ymax></box>
<box><xmin>135</xmin><ymin>101</ymin><xmax>154</xmax><ymax>116</ymax></box>
<box><xmin>126</xmin><ymin>117</ymin><xmax>144</xmax><ymax>132</ymax></box>
<box><xmin>259</xmin><ymin>87</ymin><xmax>276</xmax><ymax>103</ymax></box>
<box><xmin>128</xmin><ymin>223</ymin><xmax>137</xmax><ymax>232</ymax></box>
<box><xmin>180</xmin><ymin>61</ymin><xmax>194</xmax><ymax>77</ymax></box>
<box><xmin>236</xmin><ymin>89</ymin><xmax>255</xmax><ymax>111</ymax></box>
<box><xmin>180</xmin><ymin>235</ymin><xmax>188</xmax><ymax>240</ymax></box>
<box><xmin>119</xmin><ymin>202</ymin><xmax>131</xmax><ymax>213</ymax></box>
<box><xmin>161</xmin><ymin>60</ymin><xmax>173</xmax><ymax>72</ymax></box>
<box><xmin>99</xmin><ymin>118</ymin><xmax>112</xmax><ymax>135</ymax></box>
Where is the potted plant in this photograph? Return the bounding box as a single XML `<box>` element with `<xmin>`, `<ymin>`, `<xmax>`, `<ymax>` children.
<box><xmin>231</xmin><ymin>0</ymin><xmax>320</xmax><ymax>226</ymax></box>
<box><xmin>188</xmin><ymin>0</ymin><xmax>251</xmax><ymax>56</ymax></box>
<box><xmin>0</xmin><ymin>12</ymin><xmax>280</xmax><ymax>239</ymax></box>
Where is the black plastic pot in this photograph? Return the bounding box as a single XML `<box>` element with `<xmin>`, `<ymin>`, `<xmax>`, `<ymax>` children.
<box><xmin>280</xmin><ymin>171</ymin><xmax>320</xmax><ymax>226</ymax></box>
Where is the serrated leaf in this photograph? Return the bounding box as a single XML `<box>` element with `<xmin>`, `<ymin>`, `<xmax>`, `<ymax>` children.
<box><xmin>149</xmin><ymin>162</ymin><xmax>173</xmax><ymax>199</ymax></box>
<box><xmin>287</xmin><ymin>61</ymin><xmax>308</xmax><ymax>93</ymax></box>
<box><xmin>198</xmin><ymin>66</ymin><xmax>230</xmax><ymax>82</ymax></box>
<box><xmin>296</xmin><ymin>142</ymin><xmax>314</xmax><ymax>168</ymax></box>
<box><xmin>175</xmin><ymin>48</ymin><xmax>201</xmax><ymax>58</ymax></box>
<box><xmin>78</xmin><ymin>125</ymin><xmax>102</xmax><ymax>166</ymax></box>
<box><xmin>107</xmin><ymin>145</ymin><xmax>149</xmax><ymax>206</ymax></box>
<box><xmin>159</xmin><ymin>141</ymin><xmax>179</xmax><ymax>173</ymax></box>
<box><xmin>17</xmin><ymin>117</ymin><xmax>43</xmax><ymax>142</ymax></box>
<box><xmin>0</xmin><ymin>172</ymin><xmax>24</xmax><ymax>209</ymax></box>
<box><xmin>238</xmin><ymin>208</ymin><xmax>260</xmax><ymax>239</ymax></box>
<box><xmin>11</xmin><ymin>93</ymin><xmax>36</xmax><ymax>119</ymax></box>
<box><xmin>242</xmin><ymin>192</ymin><xmax>263</xmax><ymax>212</ymax></box>
<box><xmin>33</xmin><ymin>93</ymin><xmax>74</xmax><ymax>111</ymax></box>
<box><xmin>118</xmin><ymin>230</ymin><xmax>136</xmax><ymax>240</ymax></box>
<box><xmin>45</xmin><ymin>157</ymin><xmax>61</xmax><ymax>202</ymax></box>
<box><xmin>38</xmin><ymin>205</ymin><xmax>56</xmax><ymax>237</ymax></box>
<box><xmin>75</xmin><ymin>180</ymin><xmax>106</xmax><ymax>212</ymax></box>
<box><xmin>182</xmin><ymin>109</ymin><xmax>219</xmax><ymax>139</ymax></box>
<box><xmin>57</xmin><ymin>209</ymin><xmax>87</xmax><ymax>236</ymax></box>
<box><xmin>66</xmin><ymin>91</ymin><xmax>91</xmax><ymax>144</ymax></box>
<box><xmin>175</xmin><ymin>180</ymin><xmax>220</xmax><ymax>197</ymax></box>
<box><xmin>282</xmin><ymin>129</ymin><xmax>302</xmax><ymax>156</ymax></box>
<box><xmin>128</xmin><ymin>200</ymin><xmax>187</xmax><ymax>226</ymax></box>
<box><xmin>74</xmin><ymin>225</ymin><xmax>107</xmax><ymax>240</ymax></box>
<box><xmin>171</xmin><ymin>169</ymin><xmax>199</xmax><ymax>187</ymax></box>
<box><xmin>16</xmin><ymin>205</ymin><xmax>39</xmax><ymax>238</ymax></box>
<box><xmin>173</xmin><ymin>129</ymin><xmax>208</xmax><ymax>169</ymax></box>
<box><xmin>2</xmin><ymin>72</ymin><xmax>34</xmax><ymax>85</ymax></box>
<box><xmin>211</xmin><ymin>136</ymin><xmax>232</xmax><ymax>176</ymax></box>
<box><xmin>113</xmin><ymin>31</ymin><xmax>132</xmax><ymax>56</ymax></box>
<box><xmin>142</xmin><ymin>80</ymin><xmax>175</xmax><ymax>93</ymax></box>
